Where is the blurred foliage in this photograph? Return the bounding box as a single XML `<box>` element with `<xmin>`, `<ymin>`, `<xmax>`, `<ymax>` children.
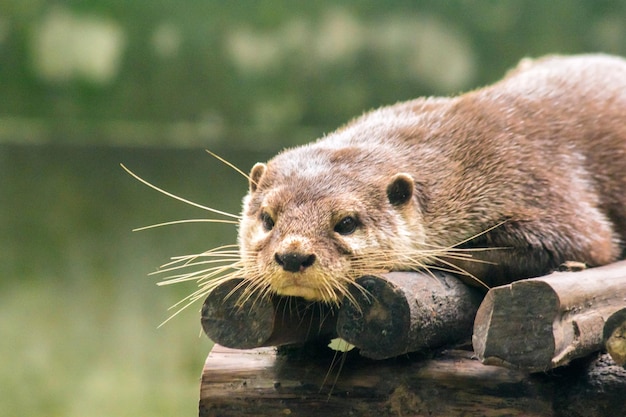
<box><xmin>2</xmin><ymin>2</ymin><xmax>626</xmax><ymax>416</ymax></box>
<box><xmin>0</xmin><ymin>145</ymin><xmax>260</xmax><ymax>417</ymax></box>
<box><xmin>1</xmin><ymin>0</ymin><xmax>625</xmax><ymax>148</ymax></box>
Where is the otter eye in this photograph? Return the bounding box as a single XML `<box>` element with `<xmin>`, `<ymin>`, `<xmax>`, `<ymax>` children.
<box><xmin>334</xmin><ymin>216</ymin><xmax>358</xmax><ymax>235</ymax></box>
<box><xmin>260</xmin><ymin>212</ymin><xmax>274</xmax><ymax>231</ymax></box>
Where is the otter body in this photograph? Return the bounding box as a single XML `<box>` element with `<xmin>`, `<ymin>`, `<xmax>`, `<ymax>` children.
<box><xmin>238</xmin><ymin>54</ymin><xmax>626</xmax><ymax>304</ymax></box>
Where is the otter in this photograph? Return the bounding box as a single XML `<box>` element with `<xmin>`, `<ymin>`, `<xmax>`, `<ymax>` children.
<box><xmin>236</xmin><ymin>54</ymin><xmax>626</xmax><ymax>306</ymax></box>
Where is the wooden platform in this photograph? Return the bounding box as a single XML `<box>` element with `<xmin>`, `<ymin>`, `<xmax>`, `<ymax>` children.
<box><xmin>199</xmin><ymin>344</ymin><xmax>626</xmax><ymax>417</ymax></box>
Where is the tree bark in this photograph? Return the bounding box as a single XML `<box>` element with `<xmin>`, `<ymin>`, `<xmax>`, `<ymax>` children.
<box><xmin>201</xmin><ymin>271</ymin><xmax>481</xmax><ymax>357</ymax></box>
<box><xmin>201</xmin><ymin>278</ymin><xmax>337</xmax><ymax>349</ymax></box>
<box><xmin>336</xmin><ymin>271</ymin><xmax>484</xmax><ymax>359</ymax></box>
<box><xmin>199</xmin><ymin>344</ymin><xmax>626</xmax><ymax>417</ymax></box>
<box><xmin>473</xmin><ymin>260</ymin><xmax>626</xmax><ymax>372</ymax></box>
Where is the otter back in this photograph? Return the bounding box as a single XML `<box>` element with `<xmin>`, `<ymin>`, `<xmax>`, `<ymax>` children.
<box><xmin>238</xmin><ymin>54</ymin><xmax>626</xmax><ymax>301</ymax></box>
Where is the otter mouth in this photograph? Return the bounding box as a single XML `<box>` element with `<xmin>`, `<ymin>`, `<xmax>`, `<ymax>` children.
<box><xmin>264</xmin><ymin>253</ymin><xmax>346</xmax><ymax>303</ymax></box>
<box><xmin>269</xmin><ymin>268</ymin><xmax>327</xmax><ymax>301</ymax></box>
<box><xmin>273</xmin><ymin>284</ymin><xmax>326</xmax><ymax>301</ymax></box>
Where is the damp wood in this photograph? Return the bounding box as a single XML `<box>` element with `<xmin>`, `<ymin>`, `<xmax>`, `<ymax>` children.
<box><xmin>201</xmin><ymin>278</ymin><xmax>338</xmax><ymax>349</ymax></box>
<box><xmin>199</xmin><ymin>344</ymin><xmax>626</xmax><ymax>417</ymax></box>
<box><xmin>201</xmin><ymin>271</ymin><xmax>483</xmax><ymax>357</ymax></box>
<box><xmin>473</xmin><ymin>260</ymin><xmax>626</xmax><ymax>372</ymax></box>
<box><xmin>336</xmin><ymin>271</ymin><xmax>484</xmax><ymax>359</ymax></box>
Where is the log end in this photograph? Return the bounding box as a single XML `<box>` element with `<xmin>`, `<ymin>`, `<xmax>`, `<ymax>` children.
<box><xmin>336</xmin><ymin>274</ymin><xmax>411</xmax><ymax>359</ymax></box>
<box><xmin>473</xmin><ymin>280</ymin><xmax>559</xmax><ymax>372</ymax></box>
<box><xmin>201</xmin><ymin>278</ymin><xmax>275</xmax><ymax>349</ymax></box>
<box><xmin>603</xmin><ymin>307</ymin><xmax>626</xmax><ymax>366</ymax></box>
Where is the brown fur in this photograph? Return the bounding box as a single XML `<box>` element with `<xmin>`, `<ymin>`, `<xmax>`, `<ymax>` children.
<box><xmin>238</xmin><ymin>54</ymin><xmax>626</xmax><ymax>303</ymax></box>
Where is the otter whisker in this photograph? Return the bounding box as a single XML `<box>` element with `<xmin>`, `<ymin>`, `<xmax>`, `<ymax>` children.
<box><xmin>120</xmin><ymin>163</ymin><xmax>241</xmax><ymax>219</ymax></box>
<box><xmin>187</xmin><ymin>273</ymin><xmax>244</xmax><ymax>304</ymax></box>
<box><xmin>169</xmin><ymin>255</ymin><xmax>242</xmax><ymax>269</ymax></box>
<box><xmin>418</xmin><ymin>243</ymin><xmax>509</xmax><ymax>254</ymax></box>
<box><xmin>205</xmin><ymin>150</ymin><xmax>256</xmax><ymax>185</ymax></box>
<box><xmin>309</xmin><ymin>302</ymin><xmax>325</xmax><ymax>338</ymax></box>
<box><xmin>274</xmin><ymin>297</ymin><xmax>291</xmax><ymax>326</ymax></box>
<box><xmin>325</xmin><ymin>272</ymin><xmax>348</xmax><ymax>307</ymax></box>
<box><xmin>224</xmin><ymin>269</ymin><xmax>270</xmax><ymax>308</ymax></box>
<box><xmin>424</xmin><ymin>257</ymin><xmax>489</xmax><ymax>290</ymax></box>
<box><xmin>174</xmin><ymin>284</ymin><xmax>218</xmax><ymax>307</ymax></box>
<box><xmin>161</xmin><ymin>256</ymin><xmax>241</xmax><ymax>270</ymax></box>
<box><xmin>158</xmin><ymin>263</ymin><xmax>238</xmax><ymax>283</ymax></box>
<box><xmin>184</xmin><ymin>250</ymin><xmax>242</xmax><ymax>257</ymax></box>
<box><xmin>316</xmin><ymin>278</ymin><xmax>334</xmax><ymax>306</ymax></box>
<box><xmin>321</xmin><ymin>342</ymin><xmax>350</xmax><ymax>397</ymax></box>
<box><xmin>197</xmin><ymin>276</ymin><xmax>241</xmax><ymax>300</ymax></box>
<box><xmin>316</xmin><ymin>302</ymin><xmax>333</xmax><ymax>331</ymax></box>
<box><xmin>159</xmin><ymin>274</ymin><xmax>241</xmax><ymax>328</ymax></box>
<box><xmin>243</xmin><ymin>279</ymin><xmax>273</xmax><ymax>311</ymax></box>
<box><xmin>153</xmin><ymin>258</ymin><xmax>241</xmax><ymax>275</ymax></box>
<box><xmin>326</xmin><ymin>273</ymin><xmax>371</xmax><ymax>314</ymax></box>
<box><xmin>199</xmin><ymin>264</ymin><xmax>242</xmax><ymax>280</ymax></box>
<box><xmin>159</xmin><ymin>261</ymin><xmax>243</xmax><ymax>286</ymax></box>
<box><xmin>166</xmin><ymin>250</ymin><xmax>239</xmax><ymax>267</ymax></box>
<box><xmin>224</xmin><ymin>277</ymin><xmax>255</xmax><ymax>305</ymax></box>
<box><xmin>291</xmin><ymin>300</ymin><xmax>319</xmax><ymax>336</ymax></box>
<box><xmin>441</xmin><ymin>246</ymin><xmax>510</xmax><ymax>254</ymax></box>
<box><xmin>159</xmin><ymin>245</ymin><xmax>240</xmax><ymax>268</ymax></box>
<box><xmin>158</xmin><ymin>258</ymin><xmax>237</xmax><ymax>275</ymax></box>
<box><xmin>162</xmin><ymin>254</ymin><xmax>239</xmax><ymax>268</ymax></box>
<box><xmin>156</xmin><ymin>269</ymin><xmax>236</xmax><ymax>286</ymax></box>
<box><xmin>187</xmin><ymin>243</ymin><xmax>240</xmax><ymax>254</ymax></box>
<box><xmin>447</xmin><ymin>220</ymin><xmax>510</xmax><ymax>248</ymax></box>
<box><xmin>349</xmin><ymin>246</ymin><xmax>492</xmax><ymax>290</ymax></box>
<box><xmin>225</xmin><ymin>267</ymin><xmax>270</xmax><ymax>310</ymax></box>
<box><xmin>158</xmin><ymin>302</ymin><xmax>197</xmax><ymax>327</ymax></box>
<box><xmin>436</xmin><ymin>253</ymin><xmax>496</xmax><ymax>265</ymax></box>
<box><xmin>159</xmin><ymin>274</ymin><xmax>238</xmax><ymax>328</ymax></box>
<box><xmin>166</xmin><ymin>245</ymin><xmax>241</xmax><ymax>261</ymax></box>
<box><xmin>161</xmin><ymin>272</ymin><xmax>229</xmax><ymax>289</ymax></box>
<box><xmin>133</xmin><ymin>218</ymin><xmax>238</xmax><ymax>232</ymax></box>
<box><xmin>390</xmin><ymin>249</ymin><xmax>492</xmax><ymax>269</ymax></box>
<box><xmin>349</xmin><ymin>284</ymin><xmax>373</xmax><ymax>307</ymax></box>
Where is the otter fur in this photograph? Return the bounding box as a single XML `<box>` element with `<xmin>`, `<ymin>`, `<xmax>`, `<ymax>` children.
<box><xmin>237</xmin><ymin>54</ymin><xmax>626</xmax><ymax>305</ymax></box>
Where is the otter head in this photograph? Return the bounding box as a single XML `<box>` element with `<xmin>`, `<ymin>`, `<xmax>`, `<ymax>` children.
<box><xmin>237</xmin><ymin>145</ymin><xmax>426</xmax><ymax>306</ymax></box>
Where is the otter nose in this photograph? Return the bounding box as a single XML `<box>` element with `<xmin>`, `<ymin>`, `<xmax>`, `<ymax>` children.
<box><xmin>274</xmin><ymin>252</ymin><xmax>316</xmax><ymax>273</ymax></box>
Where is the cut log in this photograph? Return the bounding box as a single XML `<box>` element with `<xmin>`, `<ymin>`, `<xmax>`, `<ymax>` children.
<box><xmin>201</xmin><ymin>278</ymin><xmax>337</xmax><ymax>349</ymax></box>
<box><xmin>336</xmin><ymin>271</ymin><xmax>484</xmax><ymax>359</ymax></box>
<box><xmin>604</xmin><ymin>307</ymin><xmax>626</xmax><ymax>366</ymax></box>
<box><xmin>473</xmin><ymin>260</ymin><xmax>626</xmax><ymax>372</ymax></box>
<box><xmin>199</xmin><ymin>344</ymin><xmax>626</xmax><ymax>417</ymax></box>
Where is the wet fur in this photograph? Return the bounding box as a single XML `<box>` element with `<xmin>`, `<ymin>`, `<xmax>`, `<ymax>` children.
<box><xmin>239</xmin><ymin>54</ymin><xmax>626</xmax><ymax>303</ymax></box>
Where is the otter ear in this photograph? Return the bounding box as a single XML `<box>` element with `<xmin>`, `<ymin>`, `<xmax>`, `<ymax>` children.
<box><xmin>386</xmin><ymin>173</ymin><xmax>414</xmax><ymax>206</ymax></box>
<box><xmin>249</xmin><ymin>163</ymin><xmax>267</xmax><ymax>193</ymax></box>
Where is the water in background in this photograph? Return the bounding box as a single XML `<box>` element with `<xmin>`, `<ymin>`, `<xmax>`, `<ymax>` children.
<box><xmin>3</xmin><ymin>2</ymin><xmax>625</xmax><ymax>415</ymax></box>
<box><xmin>0</xmin><ymin>143</ymin><xmax>271</xmax><ymax>416</ymax></box>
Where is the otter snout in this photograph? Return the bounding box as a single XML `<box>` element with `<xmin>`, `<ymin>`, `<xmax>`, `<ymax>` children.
<box><xmin>274</xmin><ymin>252</ymin><xmax>316</xmax><ymax>273</ymax></box>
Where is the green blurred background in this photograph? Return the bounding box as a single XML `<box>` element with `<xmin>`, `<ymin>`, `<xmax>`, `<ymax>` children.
<box><xmin>2</xmin><ymin>1</ymin><xmax>625</xmax><ymax>416</ymax></box>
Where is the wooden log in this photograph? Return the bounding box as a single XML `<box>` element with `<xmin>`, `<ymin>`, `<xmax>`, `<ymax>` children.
<box><xmin>336</xmin><ymin>271</ymin><xmax>484</xmax><ymax>359</ymax></box>
<box><xmin>199</xmin><ymin>344</ymin><xmax>626</xmax><ymax>417</ymax></box>
<box><xmin>201</xmin><ymin>278</ymin><xmax>337</xmax><ymax>349</ymax></box>
<box><xmin>604</xmin><ymin>307</ymin><xmax>626</xmax><ymax>366</ymax></box>
<box><xmin>473</xmin><ymin>260</ymin><xmax>626</xmax><ymax>372</ymax></box>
